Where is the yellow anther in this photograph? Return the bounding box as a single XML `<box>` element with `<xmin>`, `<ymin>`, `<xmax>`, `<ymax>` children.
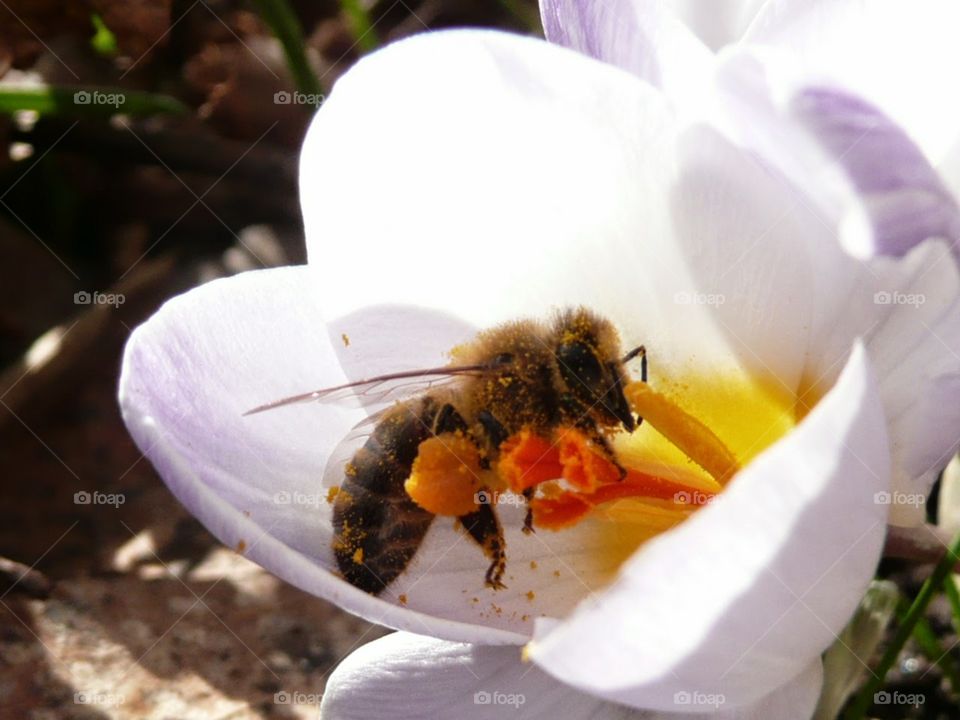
<box><xmin>625</xmin><ymin>382</ymin><xmax>740</xmax><ymax>484</ymax></box>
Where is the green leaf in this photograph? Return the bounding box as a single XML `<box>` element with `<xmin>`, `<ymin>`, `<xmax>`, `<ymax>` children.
<box><xmin>0</xmin><ymin>86</ymin><xmax>188</xmax><ymax>117</ymax></box>
<box><xmin>90</xmin><ymin>14</ymin><xmax>118</xmax><ymax>56</ymax></box>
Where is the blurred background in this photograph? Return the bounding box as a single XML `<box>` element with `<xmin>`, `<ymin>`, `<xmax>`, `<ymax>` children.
<box><xmin>0</xmin><ymin>1</ymin><xmax>539</xmax><ymax>717</ymax></box>
<box><xmin>3</xmin><ymin>2</ymin><xmax>960</xmax><ymax>719</ymax></box>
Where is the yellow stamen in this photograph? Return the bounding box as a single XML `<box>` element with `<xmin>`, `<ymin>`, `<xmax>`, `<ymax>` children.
<box><xmin>625</xmin><ymin>381</ymin><xmax>741</xmax><ymax>484</ymax></box>
<box><xmin>405</xmin><ymin>434</ymin><xmax>493</xmax><ymax>516</ymax></box>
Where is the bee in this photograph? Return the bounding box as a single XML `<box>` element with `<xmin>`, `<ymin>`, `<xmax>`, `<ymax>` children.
<box><xmin>246</xmin><ymin>307</ymin><xmax>646</xmax><ymax>596</ymax></box>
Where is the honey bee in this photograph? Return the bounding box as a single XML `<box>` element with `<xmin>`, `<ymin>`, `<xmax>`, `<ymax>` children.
<box><xmin>246</xmin><ymin>307</ymin><xmax>646</xmax><ymax>596</ymax></box>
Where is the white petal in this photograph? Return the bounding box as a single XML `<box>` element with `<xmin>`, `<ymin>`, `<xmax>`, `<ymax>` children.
<box><xmin>320</xmin><ymin>632</ymin><xmax>637</xmax><ymax>720</ymax></box>
<box><xmin>667</xmin><ymin>124</ymin><xmax>827</xmax><ymax>391</ymax></box>
<box><xmin>300</xmin><ymin>29</ymin><xmax>733</xmax><ymax>372</ymax></box>
<box><xmin>320</xmin><ymin>632</ymin><xmax>822</xmax><ymax>720</ymax></box>
<box><xmin>324</xmin><ymin>304</ymin><xmax>478</xmax><ymax>383</ymax></box>
<box><xmin>529</xmin><ymin>344</ymin><xmax>889</xmax><ymax>710</ymax></box>
<box><xmin>665</xmin><ymin>0</ymin><xmax>768</xmax><ymax>50</ymax></box>
<box><xmin>744</xmin><ymin>0</ymin><xmax>960</xmax><ymax>165</ymax></box>
<box><xmin>118</xmin><ymin>267</ymin><xmax>523</xmax><ymax>644</ymax></box>
<box><xmin>805</xmin><ymin>239</ymin><xmax>960</xmax><ymax>526</ymax></box>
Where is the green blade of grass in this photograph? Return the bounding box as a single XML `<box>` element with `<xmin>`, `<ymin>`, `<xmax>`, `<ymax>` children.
<box><xmin>251</xmin><ymin>0</ymin><xmax>324</xmax><ymax>96</ymax></box>
<box><xmin>944</xmin><ymin>571</ymin><xmax>960</xmax><ymax>633</ymax></box>
<box><xmin>497</xmin><ymin>0</ymin><xmax>544</xmax><ymax>35</ymax></box>
<box><xmin>902</xmin><ymin>600</ymin><xmax>960</xmax><ymax>694</ymax></box>
<box><xmin>339</xmin><ymin>0</ymin><xmax>380</xmax><ymax>53</ymax></box>
<box><xmin>844</xmin><ymin>530</ymin><xmax>960</xmax><ymax>719</ymax></box>
<box><xmin>0</xmin><ymin>86</ymin><xmax>187</xmax><ymax>117</ymax></box>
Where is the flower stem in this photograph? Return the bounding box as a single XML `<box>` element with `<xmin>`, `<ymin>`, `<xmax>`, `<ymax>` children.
<box><xmin>251</xmin><ymin>0</ymin><xmax>323</xmax><ymax>96</ymax></box>
<box><xmin>844</xmin><ymin>530</ymin><xmax>960</xmax><ymax>719</ymax></box>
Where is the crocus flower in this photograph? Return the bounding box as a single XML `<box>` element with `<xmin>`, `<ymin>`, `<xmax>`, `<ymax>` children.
<box><xmin>119</xmin><ymin>1</ymin><xmax>960</xmax><ymax>717</ymax></box>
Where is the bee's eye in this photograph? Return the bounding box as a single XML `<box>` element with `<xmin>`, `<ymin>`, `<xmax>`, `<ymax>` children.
<box><xmin>556</xmin><ymin>341</ymin><xmax>603</xmax><ymax>392</ymax></box>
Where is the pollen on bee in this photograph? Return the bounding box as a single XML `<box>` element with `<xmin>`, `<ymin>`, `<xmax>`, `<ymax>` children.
<box><xmin>404</xmin><ymin>434</ymin><xmax>495</xmax><ymax>516</ymax></box>
<box><xmin>352</xmin><ymin>547</ymin><xmax>364</xmax><ymax>564</ymax></box>
<box><xmin>326</xmin><ymin>486</ymin><xmax>341</xmax><ymax>504</ymax></box>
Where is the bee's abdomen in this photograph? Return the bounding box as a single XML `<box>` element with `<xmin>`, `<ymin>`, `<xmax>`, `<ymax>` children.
<box><xmin>332</xmin><ymin>400</ymin><xmax>437</xmax><ymax>595</ymax></box>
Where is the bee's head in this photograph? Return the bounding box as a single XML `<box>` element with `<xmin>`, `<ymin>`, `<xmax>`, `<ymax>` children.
<box><xmin>552</xmin><ymin>310</ymin><xmax>636</xmax><ymax>432</ymax></box>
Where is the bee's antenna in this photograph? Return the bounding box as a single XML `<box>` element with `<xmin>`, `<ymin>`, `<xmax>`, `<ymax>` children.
<box><xmin>621</xmin><ymin>345</ymin><xmax>645</xmax><ymax>364</ymax></box>
<box><xmin>621</xmin><ymin>345</ymin><xmax>647</xmax><ymax>383</ymax></box>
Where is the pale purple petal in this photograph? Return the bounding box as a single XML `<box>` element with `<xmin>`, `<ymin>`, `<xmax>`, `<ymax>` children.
<box><xmin>793</xmin><ymin>87</ymin><xmax>960</xmax><ymax>258</ymax></box>
<box><xmin>539</xmin><ymin>0</ymin><xmax>712</xmax><ymax>113</ymax></box>
<box><xmin>744</xmin><ymin>0</ymin><xmax>960</xmax><ymax>166</ymax></box>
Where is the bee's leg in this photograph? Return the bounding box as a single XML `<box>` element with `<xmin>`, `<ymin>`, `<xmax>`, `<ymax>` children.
<box><xmin>458</xmin><ymin>500</ymin><xmax>507</xmax><ymax>590</ymax></box>
<box><xmin>432</xmin><ymin>403</ymin><xmax>469</xmax><ymax>435</ymax></box>
<box><xmin>476</xmin><ymin>410</ymin><xmax>509</xmax><ymax>448</ymax></box>
<box><xmin>522</xmin><ymin>488</ymin><xmax>535</xmax><ymax>535</ymax></box>
<box><xmin>579</xmin><ymin>420</ymin><xmax>628</xmax><ymax>480</ymax></box>
<box><xmin>433</xmin><ymin>405</ymin><xmax>507</xmax><ymax>588</ymax></box>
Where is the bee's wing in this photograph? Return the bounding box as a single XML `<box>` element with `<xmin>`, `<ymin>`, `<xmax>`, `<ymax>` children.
<box><xmin>243</xmin><ymin>364</ymin><xmax>491</xmax><ymax>416</ymax></box>
<box><xmin>320</xmin><ymin>402</ymin><xmax>422</xmax><ymax>490</ymax></box>
<box><xmin>321</xmin><ymin>416</ymin><xmax>375</xmax><ymax>493</ymax></box>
